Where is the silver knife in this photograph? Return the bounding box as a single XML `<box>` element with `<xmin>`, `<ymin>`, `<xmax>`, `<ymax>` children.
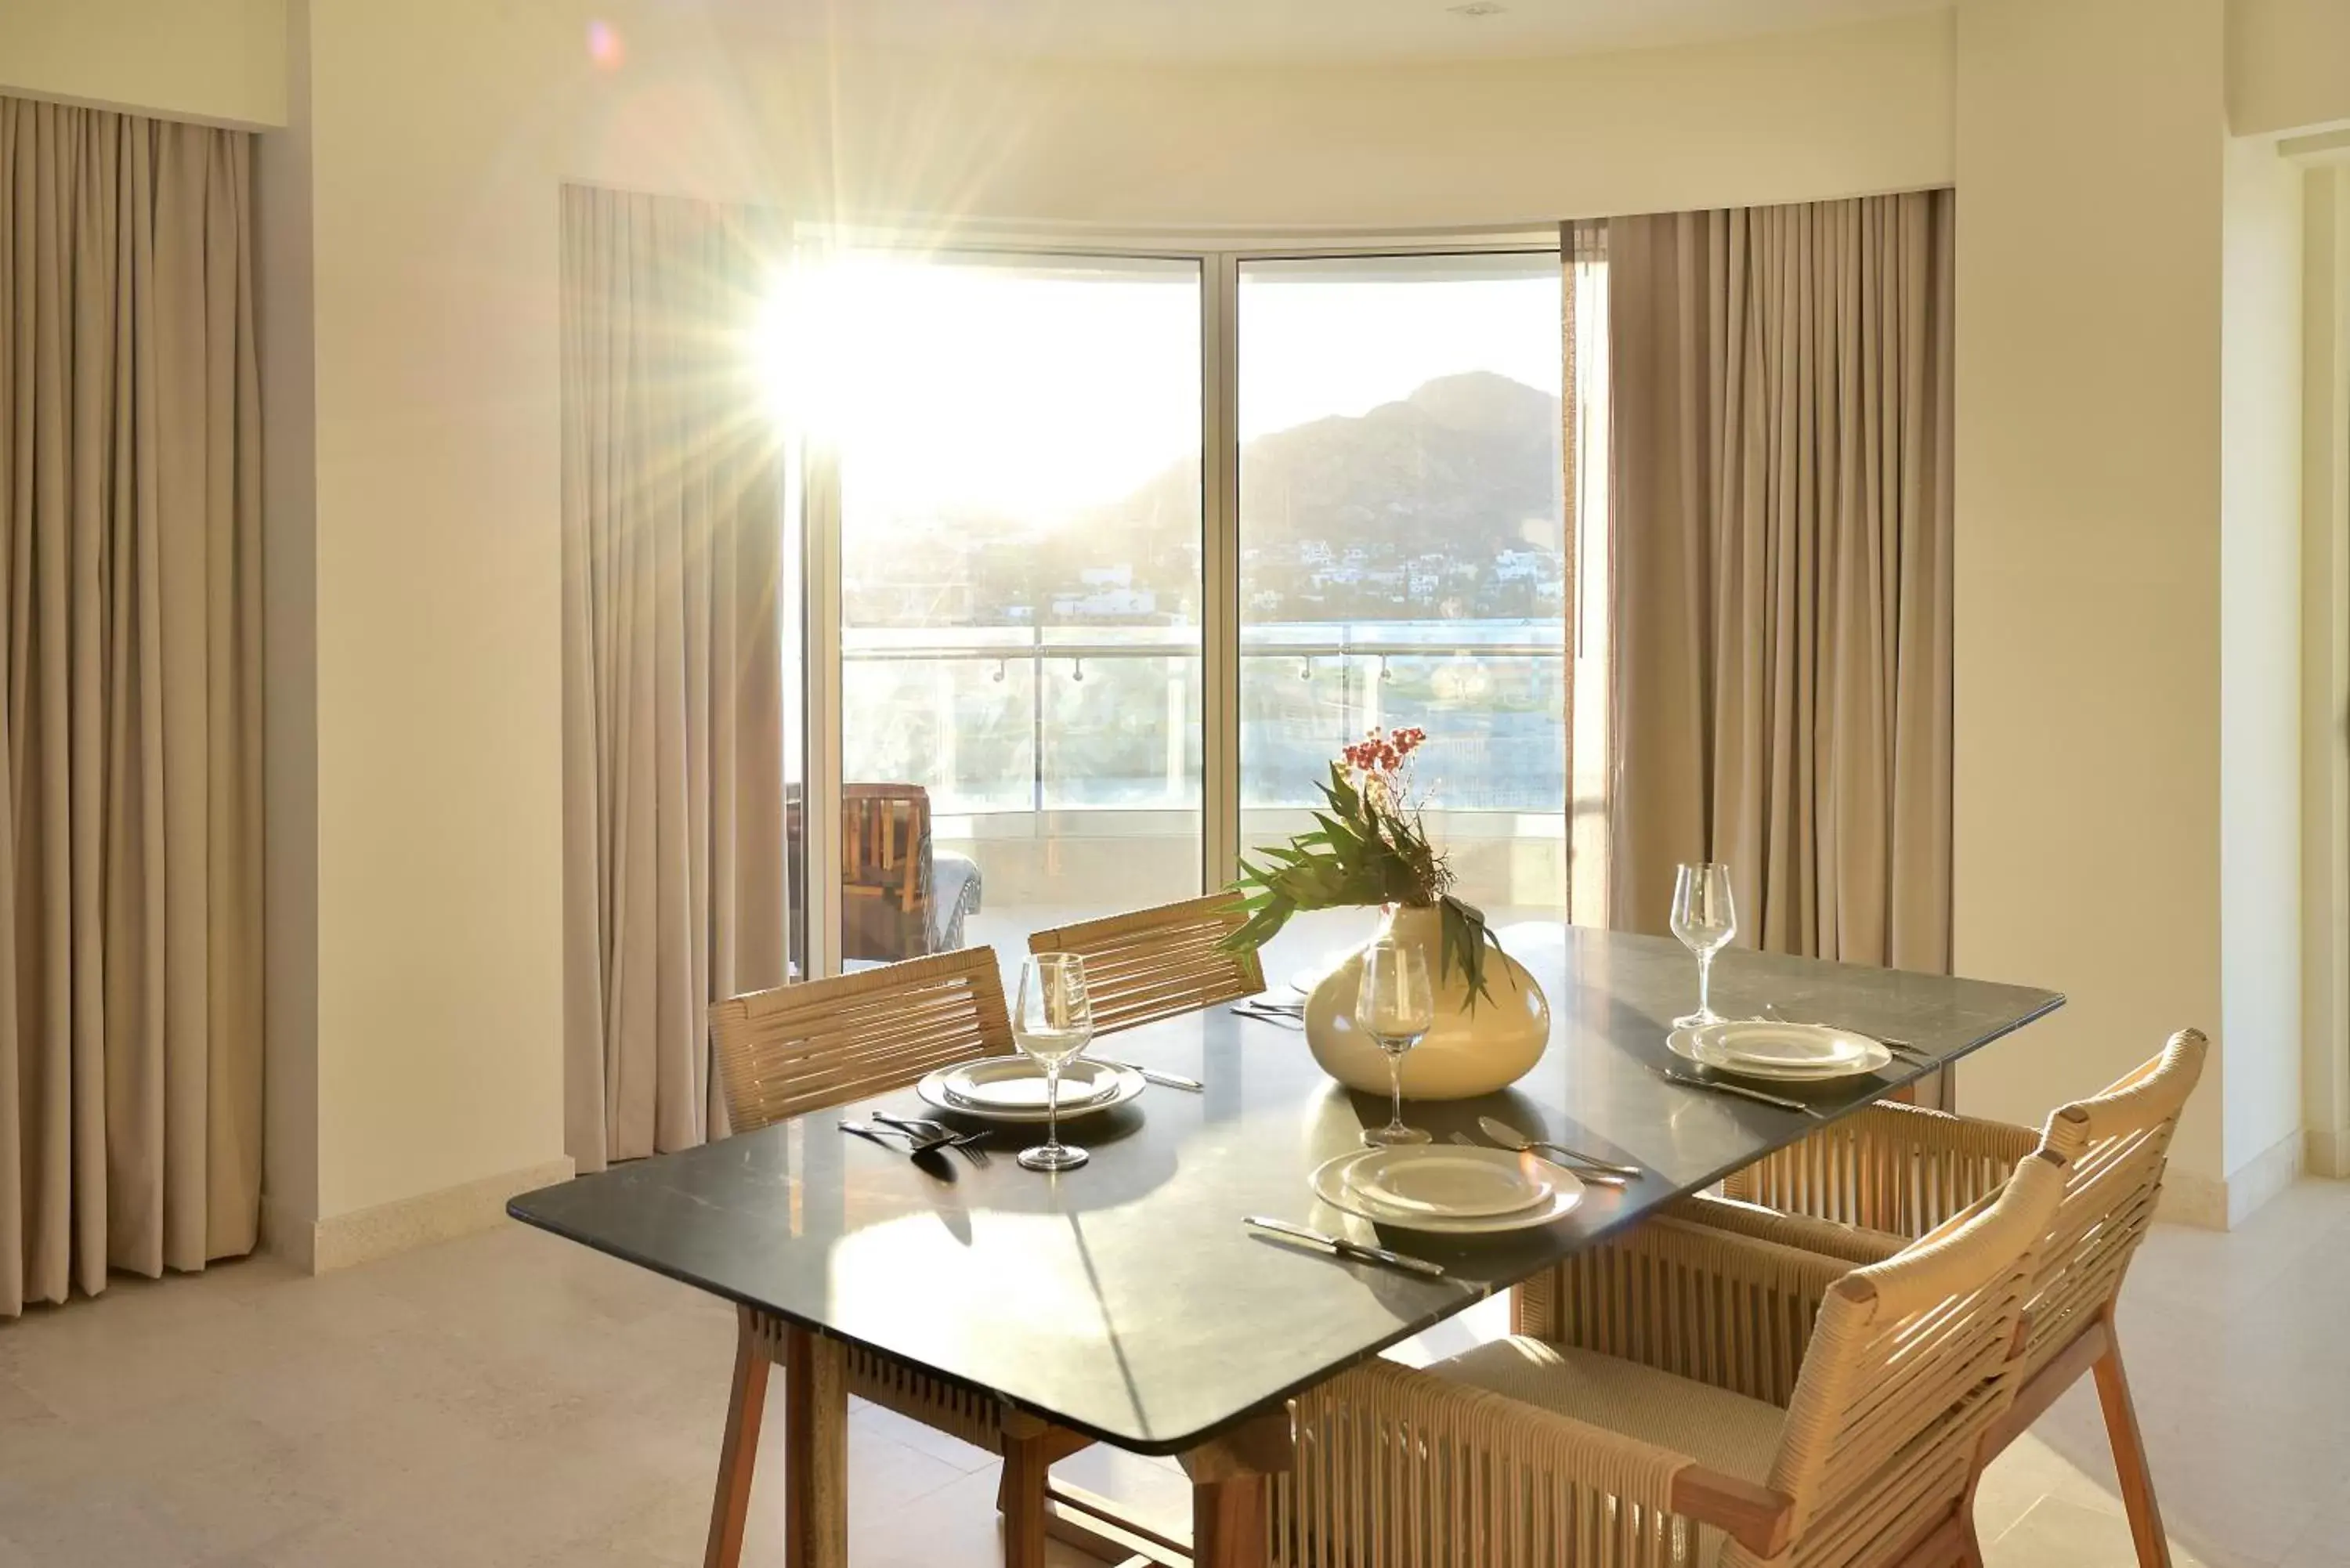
<box><xmin>1095</xmin><ymin>1058</ymin><xmax>1205</xmax><ymax>1092</ymax></box>
<box><xmin>1657</xmin><ymin>1069</ymin><xmax>1828</xmax><ymax>1118</ymax></box>
<box><xmin>1243</xmin><ymin>1216</ymin><xmax>1448</xmax><ymax>1279</ymax></box>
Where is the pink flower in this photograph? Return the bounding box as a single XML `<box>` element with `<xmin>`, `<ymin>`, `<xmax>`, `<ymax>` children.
<box><xmin>1338</xmin><ymin>726</ymin><xmax>1433</xmax><ymax>782</ymax></box>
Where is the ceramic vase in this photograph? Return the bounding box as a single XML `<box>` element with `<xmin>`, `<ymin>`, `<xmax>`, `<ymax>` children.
<box><xmin>1303</xmin><ymin>905</ymin><xmax>1549</xmax><ymax>1100</ymax></box>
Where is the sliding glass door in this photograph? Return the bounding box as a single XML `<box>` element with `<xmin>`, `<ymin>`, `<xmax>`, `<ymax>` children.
<box><xmin>804</xmin><ymin>251</ymin><xmax>1206</xmax><ymax>967</ymax></box>
<box><xmin>782</xmin><ymin>237</ymin><xmax>1600</xmax><ymax>974</ymax></box>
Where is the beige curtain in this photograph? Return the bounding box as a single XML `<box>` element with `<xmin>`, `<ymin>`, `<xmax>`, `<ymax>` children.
<box><xmin>1606</xmin><ymin>192</ymin><xmax>1954</xmax><ymax>970</ymax></box>
<box><xmin>0</xmin><ymin>99</ymin><xmax>264</xmax><ymax>1317</ymax></box>
<box><xmin>561</xmin><ymin>185</ymin><xmax>787</xmax><ymax>1172</ymax></box>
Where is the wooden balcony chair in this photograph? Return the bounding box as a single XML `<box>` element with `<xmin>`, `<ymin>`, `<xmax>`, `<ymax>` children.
<box><xmin>1678</xmin><ymin>1029</ymin><xmax>2208</xmax><ymax>1568</ymax></box>
<box><xmin>837</xmin><ymin>783</ymin><xmax>942</xmax><ymax>963</ymax></box>
<box><xmin>782</xmin><ymin>783</ymin><xmax>983</xmax><ymax>976</ymax></box>
<box><xmin>707</xmin><ymin>948</ymin><xmax>1087</xmax><ymax>1567</ymax></box>
<box><xmin>1028</xmin><ymin>892</ymin><xmax>1267</xmax><ymax>1035</ymax></box>
<box><xmin>1271</xmin><ymin>1147</ymin><xmax>2070</xmax><ymax>1568</ymax></box>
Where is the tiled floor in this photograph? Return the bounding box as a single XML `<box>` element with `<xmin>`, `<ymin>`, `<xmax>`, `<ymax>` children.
<box><xmin>1</xmin><ymin>1180</ymin><xmax>2345</xmax><ymax>1566</ymax></box>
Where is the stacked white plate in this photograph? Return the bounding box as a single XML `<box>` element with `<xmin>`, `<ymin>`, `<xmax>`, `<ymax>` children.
<box><xmin>914</xmin><ymin>1057</ymin><xmax>1147</xmax><ymax>1123</ymax></box>
<box><xmin>1310</xmin><ymin>1145</ymin><xmax>1585</xmax><ymax>1234</ymax></box>
<box><xmin>1667</xmin><ymin>1021</ymin><xmax>1893</xmax><ymax>1084</ymax></box>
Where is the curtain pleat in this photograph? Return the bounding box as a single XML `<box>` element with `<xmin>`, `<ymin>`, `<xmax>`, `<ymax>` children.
<box><xmin>561</xmin><ymin>185</ymin><xmax>787</xmax><ymax>1173</ymax></box>
<box><xmin>1606</xmin><ymin>191</ymin><xmax>1954</xmax><ymax>973</ymax></box>
<box><xmin>0</xmin><ymin>97</ymin><xmax>263</xmax><ymax>1317</ymax></box>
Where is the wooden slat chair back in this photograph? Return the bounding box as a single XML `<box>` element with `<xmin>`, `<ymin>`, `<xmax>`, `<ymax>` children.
<box><xmin>1734</xmin><ymin>1151</ymin><xmax>2066</xmax><ymax>1568</ymax></box>
<box><xmin>704</xmin><ymin>946</ymin><xmax>1082</xmax><ymax>1566</ymax></box>
<box><xmin>1268</xmin><ymin>1149</ymin><xmax>2067</xmax><ymax>1568</ymax></box>
<box><xmin>1028</xmin><ymin>893</ymin><xmax>1266</xmax><ymax>1035</ymax></box>
<box><xmin>1696</xmin><ymin>1029</ymin><xmax>2209</xmax><ymax>1568</ymax></box>
<box><xmin>2013</xmin><ymin>1031</ymin><xmax>2204</xmax><ymax>1382</ymax></box>
<box><xmin>1713</xmin><ymin>1030</ymin><xmax>2207</xmax><ymax>1391</ymax></box>
<box><xmin>711</xmin><ymin>947</ymin><xmax>1014</xmax><ymax>1130</ymax></box>
<box><xmin>1716</xmin><ymin>1101</ymin><xmax>2037</xmax><ymax>1237</ymax></box>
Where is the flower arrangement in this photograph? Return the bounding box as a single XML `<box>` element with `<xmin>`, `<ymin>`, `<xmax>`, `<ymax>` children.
<box><xmin>1223</xmin><ymin>725</ymin><xmax>1506</xmax><ymax>1006</ymax></box>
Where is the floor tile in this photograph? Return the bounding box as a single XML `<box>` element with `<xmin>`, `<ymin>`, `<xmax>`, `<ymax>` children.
<box><xmin>1987</xmin><ymin>1497</ymin><xmax>2210</xmax><ymax>1568</ymax></box>
<box><xmin>2</xmin><ymin>1177</ymin><xmax>2345</xmax><ymax>1566</ymax></box>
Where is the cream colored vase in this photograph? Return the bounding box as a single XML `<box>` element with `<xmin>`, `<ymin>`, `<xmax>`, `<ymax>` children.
<box><xmin>1303</xmin><ymin>905</ymin><xmax>1550</xmax><ymax>1100</ymax></box>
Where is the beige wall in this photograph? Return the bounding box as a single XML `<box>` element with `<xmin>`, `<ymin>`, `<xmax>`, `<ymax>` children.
<box><xmin>0</xmin><ymin>0</ymin><xmax>284</xmax><ymax>126</ymax></box>
<box><xmin>2230</xmin><ymin>0</ymin><xmax>2350</xmax><ymax>136</ymax></box>
<box><xmin>241</xmin><ymin>0</ymin><xmax>2338</xmax><ymax>1231</ymax></box>
<box><xmin>258</xmin><ymin>1</ymin><xmax>1965</xmax><ymax>1230</ymax></box>
<box><xmin>295</xmin><ymin>1</ymin><xmax>700</xmax><ymax>1219</ymax></box>
<box><xmin>2302</xmin><ymin>166</ymin><xmax>2350</xmax><ymax>1176</ymax></box>
<box><xmin>2219</xmin><ymin>130</ymin><xmax>2305</xmax><ymax>1184</ymax></box>
<box><xmin>1950</xmin><ymin>0</ymin><xmax>2231</xmax><ymax>1181</ymax></box>
<box><xmin>731</xmin><ymin>13</ymin><xmax>1955</xmax><ymax>229</ymax></box>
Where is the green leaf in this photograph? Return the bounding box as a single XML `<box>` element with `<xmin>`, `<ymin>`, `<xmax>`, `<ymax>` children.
<box><xmin>1217</xmin><ymin>751</ymin><xmax>1516</xmax><ymax>994</ymax></box>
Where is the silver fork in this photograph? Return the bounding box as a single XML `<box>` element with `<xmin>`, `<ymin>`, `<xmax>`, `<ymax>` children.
<box><xmin>870</xmin><ymin>1113</ymin><xmax>991</xmax><ymax>1166</ymax></box>
<box><xmin>1475</xmin><ymin>1116</ymin><xmax>1644</xmax><ymax>1179</ymax></box>
<box><xmin>1449</xmin><ymin>1130</ymin><xmax>1630</xmax><ymax>1189</ymax></box>
<box><xmin>843</xmin><ymin>1118</ymin><xmax>975</xmax><ymax>1165</ymax></box>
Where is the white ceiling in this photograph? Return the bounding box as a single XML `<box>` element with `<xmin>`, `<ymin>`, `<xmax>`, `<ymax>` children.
<box><xmin>729</xmin><ymin>0</ymin><xmax>1951</xmax><ymax>65</ymax></box>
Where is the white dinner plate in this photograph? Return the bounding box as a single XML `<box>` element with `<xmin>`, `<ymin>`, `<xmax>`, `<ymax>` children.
<box><xmin>1696</xmin><ymin>1021</ymin><xmax>1877</xmax><ymax>1069</ymax></box>
<box><xmin>1343</xmin><ymin>1146</ymin><xmax>1553</xmax><ymax>1219</ymax></box>
<box><xmin>1668</xmin><ymin>1022</ymin><xmax>1893</xmax><ymax>1083</ymax></box>
<box><xmin>916</xmin><ymin>1059</ymin><xmax>1145</xmax><ymax>1124</ymax></box>
<box><xmin>942</xmin><ymin>1056</ymin><xmax>1120</xmax><ymax>1110</ymax></box>
<box><xmin>1311</xmin><ymin>1151</ymin><xmax>1585</xmax><ymax>1234</ymax></box>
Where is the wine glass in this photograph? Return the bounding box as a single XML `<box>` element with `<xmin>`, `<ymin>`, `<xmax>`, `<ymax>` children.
<box><xmin>1670</xmin><ymin>862</ymin><xmax>1737</xmax><ymax>1028</ymax></box>
<box><xmin>1355</xmin><ymin>937</ymin><xmax>1435</xmax><ymax>1147</ymax></box>
<box><xmin>1012</xmin><ymin>952</ymin><xmax>1094</xmax><ymax>1172</ymax></box>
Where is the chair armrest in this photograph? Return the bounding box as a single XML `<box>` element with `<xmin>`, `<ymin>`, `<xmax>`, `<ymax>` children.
<box><xmin>1282</xmin><ymin>1356</ymin><xmax>1795</xmax><ymax>1561</ymax></box>
<box><xmin>1720</xmin><ymin>1101</ymin><xmax>2040</xmax><ymax>1237</ymax></box>
<box><xmin>1516</xmin><ymin>1216</ymin><xmax>1852</xmax><ymax>1408</ymax></box>
<box><xmin>1666</xmin><ymin>1194</ymin><xmax>1907</xmax><ymax>1266</ymax></box>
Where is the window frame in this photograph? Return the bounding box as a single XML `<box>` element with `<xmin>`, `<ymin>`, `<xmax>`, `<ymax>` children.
<box><xmin>786</xmin><ymin>224</ymin><xmax>1569</xmax><ymax>978</ymax></box>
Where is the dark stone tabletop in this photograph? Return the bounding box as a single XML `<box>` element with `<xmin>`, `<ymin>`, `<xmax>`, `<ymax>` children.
<box><xmin>511</xmin><ymin>918</ymin><xmax>2060</xmax><ymax>1454</ymax></box>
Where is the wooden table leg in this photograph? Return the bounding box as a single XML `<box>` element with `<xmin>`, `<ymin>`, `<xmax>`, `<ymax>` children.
<box><xmin>1190</xmin><ymin>1476</ymin><xmax>1269</xmax><ymax>1568</ymax></box>
<box><xmin>998</xmin><ymin>1416</ymin><xmax>1054</xmax><ymax>1568</ymax></box>
<box><xmin>1179</xmin><ymin>1411</ymin><xmax>1292</xmax><ymax>1568</ymax></box>
<box><xmin>783</xmin><ymin>1322</ymin><xmax>848</xmax><ymax>1568</ymax></box>
<box><xmin>706</xmin><ymin>1306</ymin><xmax>772</xmax><ymax>1568</ymax></box>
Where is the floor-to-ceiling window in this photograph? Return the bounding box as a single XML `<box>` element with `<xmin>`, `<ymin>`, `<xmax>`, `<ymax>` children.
<box><xmin>779</xmin><ymin>236</ymin><xmax>1604</xmax><ymax>974</ymax></box>
<box><xmin>1236</xmin><ymin>253</ymin><xmax>1571</xmax><ymax>926</ymax></box>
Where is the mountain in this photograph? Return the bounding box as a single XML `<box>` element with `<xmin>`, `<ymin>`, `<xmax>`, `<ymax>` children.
<box><xmin>1088</xmin><ymin>370</ymin><xmax>1564</xmax><ymax>573</ymax></box>
<box><xmin>1240</xmin><ymin>371</ymin><xmax>1563</xmax><ymax>556</ymax></box>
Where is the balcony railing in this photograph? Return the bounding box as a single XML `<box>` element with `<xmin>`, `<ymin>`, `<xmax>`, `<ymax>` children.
<box><xmin>841</xmin><ymin>618</ymin><xmax>1578</xmax><ymax>821</ymax></box>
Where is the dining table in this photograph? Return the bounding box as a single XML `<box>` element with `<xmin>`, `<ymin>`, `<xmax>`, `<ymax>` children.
<box><xmin>508</xmin><ymin>917</ymin><xmax>2062</xmax><ymax>1568</ymax></box>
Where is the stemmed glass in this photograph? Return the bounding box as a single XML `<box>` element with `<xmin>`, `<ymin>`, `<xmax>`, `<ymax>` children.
<box><xmin>1012</xmin><ymin>952</ymin><xmax>1094</xmax><ymax>1172</ymax></box>
<box><xmin>1670</xmin><ymin>862</ymin><xmax>1738</xmax><ymax>1028</ymax></box>
<box><xmin>1356</xmin><ymin>937</ymin><xmax>1436</xmax><ymax>1147</ymax></box>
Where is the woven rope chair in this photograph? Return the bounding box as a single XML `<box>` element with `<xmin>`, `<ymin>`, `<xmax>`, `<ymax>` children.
<box><xmin>1678</xmin><ymin>1029</ymin><xmax>2207</xmax><ymax>1568</ymax></box>
<box><xmin>1271</xmin><ymin>1148</ymin><xmax>2068</xmax><ymax>1568</ymax></box>
<box><xmin>1028</xmin><ymin>893</ymin><xmax>1266</xmax><ymax>1035</ymax></box>
<box><xmin>708</xmin><ymin>948</ymin><xmax>1088</xmax><ymax>1566</ymax></box>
